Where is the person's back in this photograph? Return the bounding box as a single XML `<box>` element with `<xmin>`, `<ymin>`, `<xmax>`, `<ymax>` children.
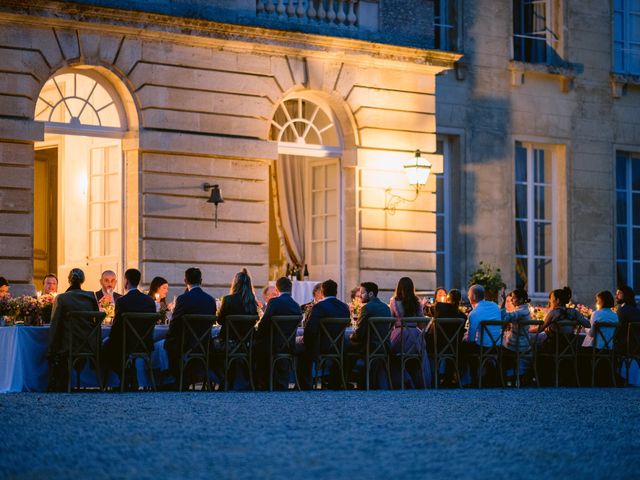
<box><xmin>351</xmin><ymin>296</ymin><xmax>391</xmax><ymax>351</ymax></box>
<box><xmin>303</xmin><ymin>296</ymin><xmax>350</xmax><ymax>356</ymax></box>
<box><xmin>49</xmin><ymin>288</ymin><xmax>99</xmax><ymax>356</ymax></box>
<box><xmin>616</xmin><ymin>304</ymin><xmax>640</xmax><ymax>354</ymax></box>
<box><xmin>502</xmin><ymin>305</ymin><xmax>530</xmax><ymax>352</ymax></box>
<box><xmin>165</xmin><ymin>286</ymin><xmax>216</xmax><ymax>351</ymax></box>
<box><xmin>590</xmin><ymin>308</ymin><xmax>618</xmax><ymax>349</ymax></box>
<box><xmin>217</xmin><ymin>293</ymin><xmax>256</xmax><ymax>341</ymax></box>
<box><xmin>468</xmin><ymin>300</ymin><xmax>502</xmax><ymax>347</ymax></box>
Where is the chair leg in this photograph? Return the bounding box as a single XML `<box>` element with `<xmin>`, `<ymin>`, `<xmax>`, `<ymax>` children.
<box><xmin>385</xmin><ymin>359</ymin><xmax>393</xmax><ymax>390</ymax></box>
<box><xmin>292</xmin><ymin>357</ymin><xmax>301</xmax><ymax>391</ymax></box>
<box><xmin>179</xmin><ymin>357</ymin><xmax>185</xmax><ymax>392</ymax></box>
<box><xmin>147</xmin><ymin>356</ymin><xmax>156</xmax><ymax>392</ymax></box>
<box><xmin>366</xmin><ymin>359</ymin><xmax>370</xmax><ymax>391</ymax></box>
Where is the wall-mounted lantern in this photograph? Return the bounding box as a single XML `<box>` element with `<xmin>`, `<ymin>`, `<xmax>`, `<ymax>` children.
<box><xmin>385</xmin><ymin>150</ymin><xmax>432</xmax><ymax>214</ymax></box>
<box><xmin>203</xmin><ymin>183</ymin><xmax>224</xmax><ymax>227</ymax></box>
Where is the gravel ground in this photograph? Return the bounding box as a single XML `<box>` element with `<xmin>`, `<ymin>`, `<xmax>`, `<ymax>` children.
<box><xmin>0</xmin><ymin>389</ymin><xmax>638</xmax><ymax>480</ymax></box>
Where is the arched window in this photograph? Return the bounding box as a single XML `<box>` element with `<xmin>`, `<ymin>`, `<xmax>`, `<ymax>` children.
<box><xmin>35</xmin><ymin>68</ymin><xmax>126</xmax><ymax>134</ymax></box>
<box><xmin>270</xmin><ymin>97</ymin><xmax>341</xmax><ymax>156</ymax></box>
<box><xmin>270</xmin><ymin>96</ymin><xmax>343</xmax><ymax>282</ymax></box>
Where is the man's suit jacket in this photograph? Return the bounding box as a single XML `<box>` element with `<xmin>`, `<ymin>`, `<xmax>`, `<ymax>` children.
<box><xmin>254</xmin><ymin>293</ymin><xmax>301</xmax><ymax>345</ymax></box>
<box><xmin>350</xmin><ymin>297</ymin><xmax>392</xmax><ymax>351</ymax></box>
<box><xmin>615</xmin><ymin>304</ymin><xmax>640</xmax><ymax>354</ymax></box>
<box><xmin>95</xmin><ymin>290</ymin><xmax>122</xmax><ymax>302</ymax></box>
<box><xmin>303</xmin><ymin>297</ymin><xmax>350</xmax><ymax>357</ymax></box>
<box><xmin>164</xmin><ymin>286</ymin><xmax>216</xmax><ymax>354</ymax></box>
<box><xmin>108</xmin><ymin>289</ymin><xmax>157</xmax><ymax>354</ymax></box>
<box><xmin>217</xmin><ymin>293</ymin><xmax>257</xmax><ymax>341</ymax></box>
<box><xmin>48</xmin><ymin>287</ymin><xmax>99</xmax><ymax>355</ymax></box>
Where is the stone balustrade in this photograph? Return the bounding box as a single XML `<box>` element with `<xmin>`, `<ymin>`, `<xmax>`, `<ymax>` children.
<box><xmin>257</xmin><ymin>0</ymin><xmax>360</xmax><ymax>28</ymax></box>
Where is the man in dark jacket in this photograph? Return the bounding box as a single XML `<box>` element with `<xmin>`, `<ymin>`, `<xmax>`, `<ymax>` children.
<box><xmin>615</xmin><ymin>285</ymin><xmax>640</xmax><ymax>356</ymax></box>
<box><xmin>297</xmin><ymin>279</ymin><xmax>350</xmax><ymax>389</ymax></box>
<box><xmin>48</xmin><ymin>268</ymin><xmax>100</xmax><ymax>391</ymax></box>
<box><xmin>102</xmin><ymin>268</ymin><xmax>157</xmax><ymax>380</ymax></box>
<box><xmin>164</xmin><ymin>267</ymin><xmax>216</xmax><ymax>379</ymax></box>
<box><xmin>254</xmin><ymin>276</ymin><xmax>301</xmax><ymax>389</ymax></box>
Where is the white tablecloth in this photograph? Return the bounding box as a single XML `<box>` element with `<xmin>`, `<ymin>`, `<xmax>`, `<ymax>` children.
<box><xmin>0</xmin><ymin>325</ymin><xmax>170</xmax><ymax>393</ymax></box>
<box><xmin>291</xmin><ymin>280</ymin><xmax>318</xmax><ymax>305</ymax></box>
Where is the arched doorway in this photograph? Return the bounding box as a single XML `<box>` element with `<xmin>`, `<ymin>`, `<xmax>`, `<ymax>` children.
<box><xmin>33</xmin><ymin>67</ymin><xmax>131</xmax><ymax>291</ymax></box>
<box><xmin>269</xmin><ymin>95</ymin><xmax>343</xmax><ymax>284</ymax></box>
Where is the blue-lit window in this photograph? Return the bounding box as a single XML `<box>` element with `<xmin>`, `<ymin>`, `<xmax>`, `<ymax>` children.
<box><xmin>435</xmin><ymin>139</ymin><xmax>451</xmax><ymax>288</ymax></box>
<box><xmin>434</xmin><ymin>0</ymin><xmax>458</xmax><ymax>51</ymax></box>
<box><xmin>613</xmin><ymin>0</ymin><xmax>640</xmax><ymax>74</ymax></box>
<box><xmin>515</xmin><ymin>142</ymin><xmax>554</xmax><ymax>295</ymax></box>
<box><xmin>513</xmin><ymin>0</ymin><xmax>556</xmax><ymax>64</ymax></box>
<box><xmin>616</xmin><ymin>152</ymin><xmax>640</xmax><ymax>289</ymax></box>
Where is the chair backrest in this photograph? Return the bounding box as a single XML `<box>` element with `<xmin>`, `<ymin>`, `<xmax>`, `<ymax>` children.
<box><xmin>479</xmin><ymin>320</ymin><xmax>504</xmax><ymax>350</ymax></box>
<box><xmin>432</xmin><ymin>317</ymin><xmax>465</xmax><ymax>357</ymax></box>
<box><xmin>67</xmin><ymin>311</ymin><xmax>106</xmax><ymax>356</ymax></box>
<box><xmin>591</xmin><ymin>321</ymin><xmax>618</xmax><ymax>351</ymax></box>
<box><xmin>122</xmin><ymin>313</ymin><xmax>160</xmax><ymax>356</ymax></box>
<box><xmin>366</xmin><ymin>317</ymin><xmax>395</xmax><ymax>357</ymax></box>
<box><xmin>554</xmin><ymin>319</ymin><xmax>580</xmax><ymax>357</ymax></box>
<box><xmin>627</xmin><ymin>322</ymin><xmax>640</xmax><ymax>357</ymax></box>
<box><xmin>180</xmin><ymin>314</ymin><xmax>215</xmax><ymax>357</ymax></box>
<box><xmin>398</xmin><ymin>317</ymin><xmax>426</xmax><ymax>355</ymax></box>
<box><xmin>517</xmin><ymin>320</ymin><xmax>543</xmax><ymax>354</ymax></box>
<box><xmin>317</xmin><ymin>317</ymin><xmax>350</xmax><ymax>356</ymax></box>
<box><xmin>270</xmin><ymin>315</ymin><xmax>302</xmax><ymax>355</ymax></box>
<box><xmin>225</xmin><ymin>315</ymin><xmax>258</xmax><ymax>356</ymax></box>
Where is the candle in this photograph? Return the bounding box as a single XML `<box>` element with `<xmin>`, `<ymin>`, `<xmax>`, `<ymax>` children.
<box><xmin>154</xmin><ymin>293</ymin><xmax>160</xmax><ymax>302</ymax></box>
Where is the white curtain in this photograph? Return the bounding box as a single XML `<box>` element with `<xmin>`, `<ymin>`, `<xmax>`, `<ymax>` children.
<box><xmin>274</xmin><ymin>154</ymin><xmax>306</xmax><ymax>266</ymax></box>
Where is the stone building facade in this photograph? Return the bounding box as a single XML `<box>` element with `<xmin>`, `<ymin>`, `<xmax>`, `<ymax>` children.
<box><xmin>0</xmin><ymin>0</ymin><xmax>456</xmax><ymax>300</ymax></box>
<box><xmin>0</xmin><ymin>0</ymin><xmax>638</xmax><ymax>303</ymax></box>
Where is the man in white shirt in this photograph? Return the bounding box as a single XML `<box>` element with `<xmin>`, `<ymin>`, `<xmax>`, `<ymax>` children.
<box><xmin>463</xmin><ymin>284</ymin><xmax>503</xmax><ymax>386</ymax></box>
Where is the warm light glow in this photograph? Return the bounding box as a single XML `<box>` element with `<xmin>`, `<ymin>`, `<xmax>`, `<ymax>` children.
<box><xmin>403</xmin><ymin>150</ymin><xmax>432</xmax><ymax>186</ymax></box>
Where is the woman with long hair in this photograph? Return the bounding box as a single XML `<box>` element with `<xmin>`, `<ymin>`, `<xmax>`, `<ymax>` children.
<box><xmin>389</xmin><ymin>277</ymin><xmax>431</xmax><ymax>389</ymax></box>
<box><xmin>148</xmin><ymin>276</ymin><xmax>169</xmax><ymax>309</ymax></box>
<box><xmin>217</xmin><ymin>268</ymin><xmax>259</xmax><ymax>340</ymax></box>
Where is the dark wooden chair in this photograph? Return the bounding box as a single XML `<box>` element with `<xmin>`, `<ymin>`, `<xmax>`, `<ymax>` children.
<box><xmin>365</xmin><ymin>317</ymin><xmax>395</xmax><ymax>390</ymax></box>
<box><xmin>269</xmin><ymin>315</ymin><xmax>302</xmax><ymax>391</ymax></box>
<box><xmin>393</xmin><ymin>317</ymin><xmax>427</xmax><ymax>390</ymax></box>
<box><xmin>222</xmin><ymin>314</ymin><xmax>258</xmax><ymax>391</ymax></box>
<box><xmin>502</xmin><ymin>320</ymin><xmax>543</xmax><ymax>388</ymax></box>
<box><xmin>431</xmin><ymin>317</ymin><xmax>465</xmax><ymax>389</ymax></box>
<box><xmin>178</xmin><ymin>314</ymin><xmax>215</xmax><ymax>391</ymax></box>
<box><xmin>313</xmin><ymin>317</ymin><xmax>350</xmax><ymax>390</ymax></box>
<box><xmin>120</xmin><ymin>312</ymin><xmax>161</xmax><ymax>392</ymax></box>
<box><xmin>589</xmin><ymin>321</ymin><xmax>618</xmax><ymax>387</ymax></box>
<box><xmin>539</xmin><ymin>320</ymin><xmax>581</xmax><ymax>387</ymax></box>
<box><xmin>477</xmin><ymin>320</ymin><xmax>505</xmax><ymax>388</ymax></box>
<box><xmin>621</xmin><ymin>322</ymin><xmax>640</xmax><ymax>386</ymax></box>
<box><xmin>66</xmin><ymin>310</ymin><xmax>106</xmax><ymax>393</ymax></box>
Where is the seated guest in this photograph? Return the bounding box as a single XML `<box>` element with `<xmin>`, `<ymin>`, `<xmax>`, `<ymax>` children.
<box><xmin>102</xmin><ymin>269</ymin><xmax>157</xmax><ymax>383</ymax></box>
<box><xmin>298</xmin><ymin>279</ymin><xmax>350</xmax><ymax>389</ymax></box>
<box><xmin>301</xmin><ymin>282</ymin><xmax>322</xmax><ymax>325</ymax></box>
<box><xmin>350</xmin><ymin>282</ymin><xmax>391</xmax><ymax>351</ymax></box>
<box><xmin>42</xmin><ymin>274</ymin><xmax>58</xmax><ymax>295</ymax></box>
<box><xmin>434</xmin><ymin>286</ymin><xmax>448</xmax><ymax>304</ymax></box>
<box><xmin>463</xmin><ymin>284</ymin><xmax>502</xmax><ymax>386</ymax></box>
<box><xmin>538</xmin><ymin>286</ymin><xmax>589</xmax><ymax>345</ymax></box>
<box><xmin>163</xmin><ymin>268</ymin><xmax>216</xmax><ymax>381</ymax></box>
<box><xmin>0</xmin><ymin>276</ymin><xmax>9</xmax><ymax>299</ymax></box>
<box><xmin>584</xmin><ymin>290</ymin><xmax>618</xmax><ymax>349</ymax></box>
<box><xmin>389</xmin><ymin>277</ymin><xmax>430</xmax><ymax>389</ymax></box>
<box><xmin>254</xmin><ymin>277</ymin><xmax>301</xmax><ymax>390</ymax></box>
<box><xmin>217</xmin><ymin>268</ymin><xmax>259</xmax><ymax>342</ymax></box>
<box><xmin>348</xmin><ymin>285</ymin><xmax>362</xmax><ymax>320</ymax></box>
<box><xmin>47</xmin><ymin>268</ymin><xmax>99</xmax><ymax>391</ymax></box>
<box><xmin>501</xmin><ymin>288</ymin><xmax>532</xmax><ymax>353</ymax></box>
<box><xmin>615</xmin><ymin>285</ymin><xmax>640</xmax><ymax>355</ymax></box>
<box><xmin>262</xmin><ymin>285</ymin><xmax>277</xmax><ymax>307</ymax></box>
<box><xmin>425</xmin><ymin>289</ymin><xmax>466</xmax><ymax>351</ymax></box>
<box><xmin>95</xmin><ymin>270</ymin><xmax>122</xmax><ymax>304</ymax></box>
<box><xmin>147</xmin><ymin>276</ymin><xmax>169</xmax><ymax>310</ymax></box>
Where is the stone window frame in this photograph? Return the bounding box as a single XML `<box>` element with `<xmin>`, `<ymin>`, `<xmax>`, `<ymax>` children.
<box><xmin>615</xmin><ymin>150</ymin><xmax>640</xmax><ymax>291</ymax></box>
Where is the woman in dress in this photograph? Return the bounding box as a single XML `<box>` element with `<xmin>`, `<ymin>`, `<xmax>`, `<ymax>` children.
<box><xmin>585</xmin><ymin>290</ymin><xmax>618</xmax><ymax>349</ymax></box>
<box><xmin>538</xmin><ymin>286</ymin><xmax>590</xmax><ymax>341</ymax></box>
<box><xmin>389</xmin><ymin>277</ymin><xmax>431</xmax><ymax>388</ymax></box>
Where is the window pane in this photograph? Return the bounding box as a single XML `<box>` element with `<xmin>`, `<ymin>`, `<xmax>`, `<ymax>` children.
<box><xmin>534</xmin><ymin>149</ymin><xmax>551</xmax><ymax>183</ymax></box>
<box><xmin>617</xmin><ymin>226</ymin><xmax>628</xmax><ymax>260</ymax></box>
<box><xmin>326</xmin><ymin>215</ymin><xmax>337</xmax><ymax>241</ymax></box>
<box><xmin>633</xmin><ymin>158</ymin><xmax>640</xmax><ymax>190</ymax></box>
<box><xmin>436</xmin><ymin>175</ymin><xmax>444</xmax><ymax>212</ymax></box>
<box><xmin>534</xmin><ymin>258</ymin><xmax>552</xmax><ymax>293</ymax></box>
<box><xmin>106</xmin><ymin>230</ymin><xmax>119</xmax><ymax>257</ymax></box>
<box><xmin>326</xmin><ymin>192</ymin><xmax>337</xmax><ymax>215</ymax></box>
<box><xmin>106</xmin><ymin>174</ymin><xmax>119</xmax><ymax>200</ymax></box>
<box><xmin>326</xmin><ymin>164</ymin><xmax>337</xmax><ymax>189</ymax></box>
<box><xmin>90</xmin><ymin>231</ymin><xmax>101</xmax><ymax>258</ymax></box>
<box><xmin>436</xmin><ymin>253</ymin><xmax>445</xmax><ymax>287</ymax></box>
<box><xmin>534</xmin><ymin>185</ymin><xmax>550</xmax><ymax>220</ymax></box>
<box><xmin>516</xmin><ymin>220</ymin><xmax>527</xmax><ymax>256</ymax></box>
<box><xmin>635</xmin><ymin>263</ymin><xmax>640</xmax><ymax>290</ymax></box>
<box><xmin>635</xmin><ymin>228</ymin><xmax>640</xmax><ymax>260</ymax></box>
<box><xmin>436</xmin><ymin>215</ymin><xmax>445</xmax><ymax>251</ymax></box>
<box><xmin>312</xmin><ymin>191</ymin><xmax>324</xmax><ymax>215</ymax></box>
<box><xmin>634</xmin><ymin>193</ymin><xmax>640</xmax><ymax>224</ymax></box>
<box><xmin>91</xmin><ymin>204</ymin><xmax>104</xmax><ymax>230</ymax></box>
<box><xmin>617</xmin><ymin>262</ymin><xmax>628</xmax><ymax>286</ymax></box>
<box><xmin>617</xmin><ymin>191</ymin><xmax>628</xmax><ymax>225</ymax></box>
<box><xmin>515</xmin><ymin>184</ymin><xmax>527</xmax><ymax>218</ymax></box>
<box><xmin>90</xmin><ymin>176</ymin><xmax>103</xmax><ymax>203</ymax></box>
<box><xmin>614</xmin><ymin>12</ymin><xmax>624</xmax><ymax>43</ymax></box>
<box><xmin>515</xmin><ymin>143</ymin><xmax>527</xmax><ymax>182</ymax></box>
<box><xmin>312</xmin><ymin>217</ymin><xmax>324</xmax><ymax>240</ymax></box>
<box><xmin>326</xmin><ymin>241</ymin><xmax>337</xmax><ymax>264</ymax></box>
<box><xmin>106</xmin><ymin>202</ymin><xmax>119</xmax><ymax>229</ymax></box>
<box><xmin>516</xmin><ymin>257</ymin><xmax>528</xmax><ymax>290</ymax></box>
<box><xmin>312</xmin><ymin>166</ymin><xmax>324</xmax><ymax>190</ymax></box>
<box><xmin>616</xmin><ymin>154</ymin><xmax>627</xmax><ymax>190</ymax></box>
<box><xmin>535</xmin><ymin>222</ymin><xmax>552</xmax><ymax>256</ymax></box>
<box><xmin>311</xmin><ymin>242</ymin><xmax>323</xmax><ymax>264</ymax></box>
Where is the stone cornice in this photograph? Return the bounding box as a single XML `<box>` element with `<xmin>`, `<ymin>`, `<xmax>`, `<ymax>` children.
<box><xmin>0</xmin><ymin>0</ymin><xmax>461</xmax><ymax>73</ymax></box>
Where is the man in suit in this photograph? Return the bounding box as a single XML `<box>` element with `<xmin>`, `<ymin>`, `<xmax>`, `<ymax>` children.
<box><xmin>102</xmin><ymin>268</ymin><xmax>156</xmax><ymax>382</ymax></box>
<box><xmin>297</xmin><ymin>279</ymin><xmax>350</xmax><ymax>389</ymax></box>
<box><xmin>95</xmin><ymin>270</ymin><xmax>122</xmax><ymax>304</ymax></box>
<box><xmin>47</xmin><ymin>268</ymin><xmax>100</xmax><ymax>391</ymax></box>
<box><xmin>346</xmin><ymin>282</ymin><xmax>391</xmax><ymax>388</ymax></box>
<box><xmin>254</xmin><ymin>276</ymin><xmax>301</xmax><ymax>390</ymax></box>
<box><xmin>163</xmin><ymin>267</ymin><xmax>216</xmax><ymax>381</ymax></box>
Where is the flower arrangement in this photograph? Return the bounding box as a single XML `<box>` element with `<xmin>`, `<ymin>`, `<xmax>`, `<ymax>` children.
<box><xmin>568</xmin><ymin>303</ymin><xmax>593</xmax><ymax>319</ymax></box>
<box><xmin>349</xmin><ymin>299</ymin><xmax>361</xmax><ymax>320</ymax></box>
<box><xmin>10</xmin><ymin>295</ymin><xmax>41</xmax><ymax>325</ymax></box>
<box><xmin>37</xmin><ymin>294</ymin><xmax>56</xmax><ymax>324</ymax></box>
<box><xmin>468</xmin><ymin>262</ymin><xmax>506</xmax><ymax>302</ymax></box>
<box><xmin>529</xmin><ymin>306</ymin><xmax>549</xmax><ymax>321</ymax></box>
